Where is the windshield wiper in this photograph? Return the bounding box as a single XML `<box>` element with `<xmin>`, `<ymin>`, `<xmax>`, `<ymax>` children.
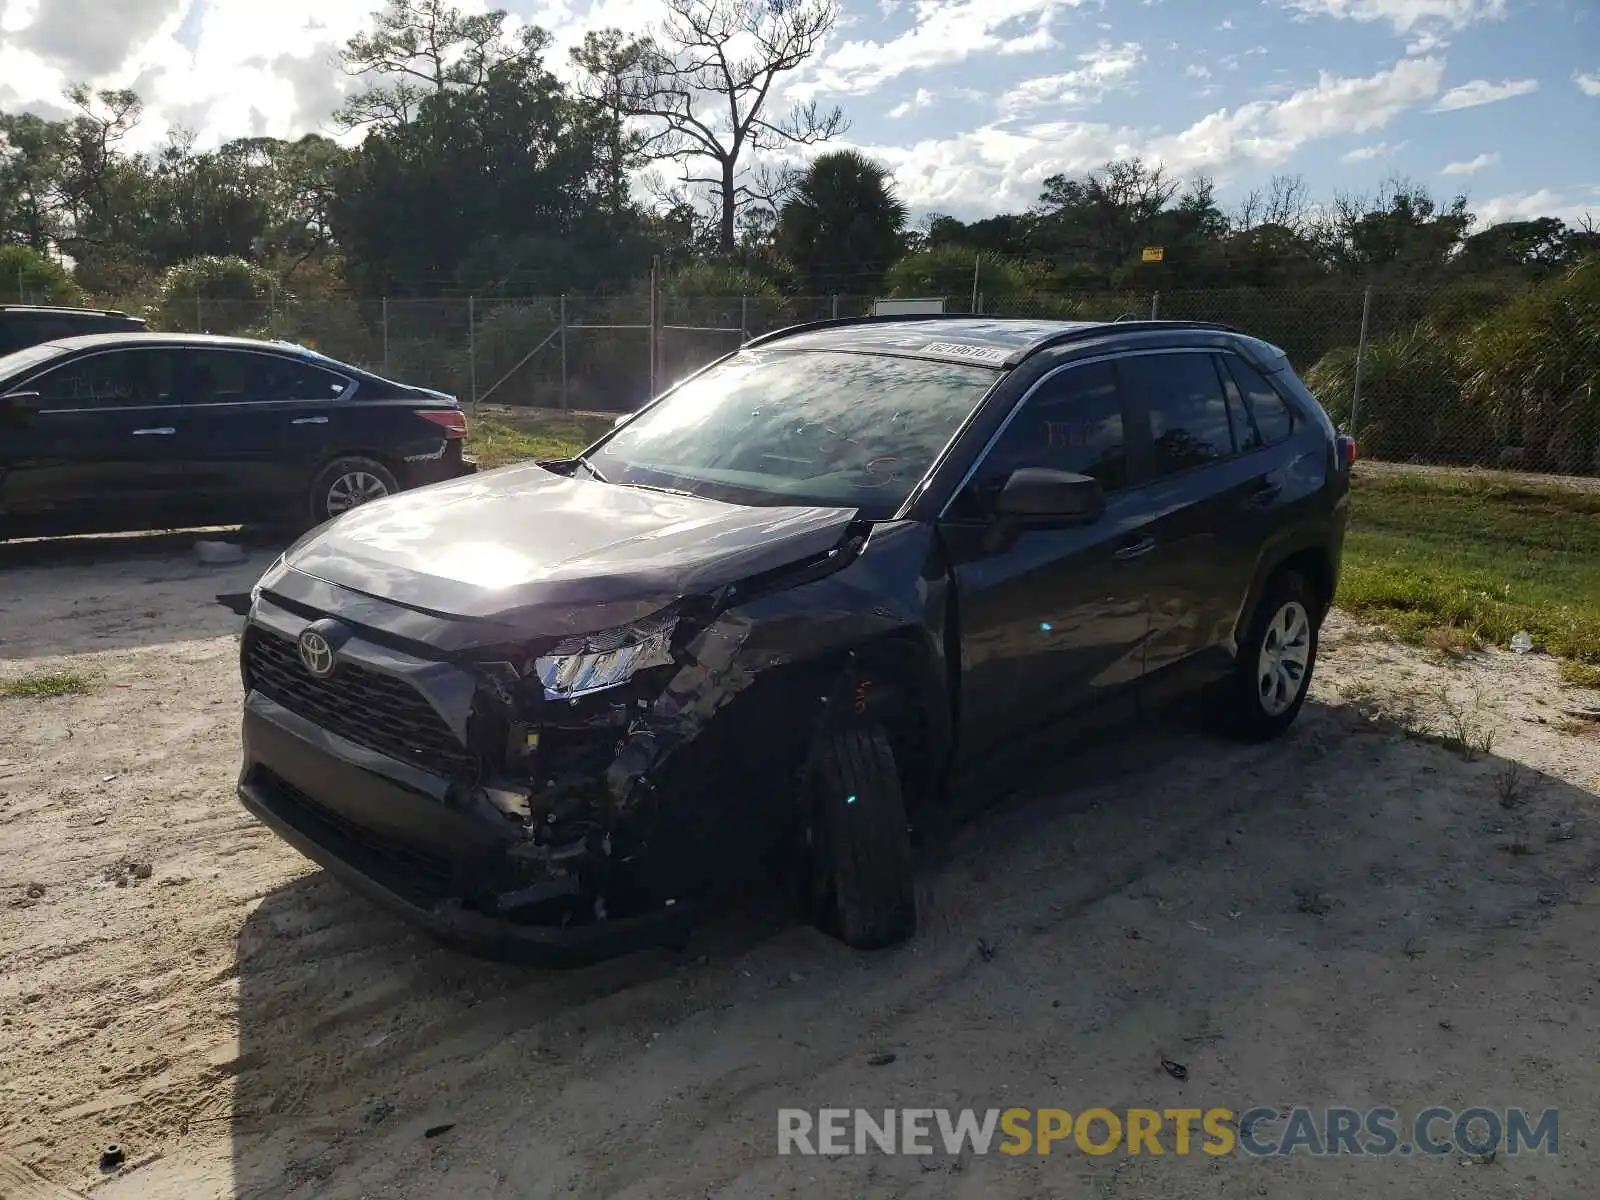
<box><xmin>623</xmin><ymin>480</ymin><xmax>700</xmax><ymax>499</ymax></box>
<box><xmin>576</xmin><ymin>454</ymin><xmax>607</xmax><ymax>482</ymax></box>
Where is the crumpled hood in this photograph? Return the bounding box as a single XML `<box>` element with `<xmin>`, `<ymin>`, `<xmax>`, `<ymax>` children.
<box><xmin>281</xmin><ymin>462</ymin><xmax>859</xmax><ymax>634</ymax></box>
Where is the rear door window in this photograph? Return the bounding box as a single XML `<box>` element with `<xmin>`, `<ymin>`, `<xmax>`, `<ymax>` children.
<box><xmin>1117</xmin><ymin>352</ymin><xmax>1236</xmax><ymax>477</ymax></box>
<box><xmin>256</xmin><ymin>356</ymin><xmax>352</xmax><ymax>401</ymax></box>
<box><xmin>1223</xmin><ymin>357</ymin><xmax>1295</xmax><ymax>447</ymax></box>
<box><xmin>183</xmin><ymin>350</ymin><xmax>351</xmax><ymax>404</ymax></box>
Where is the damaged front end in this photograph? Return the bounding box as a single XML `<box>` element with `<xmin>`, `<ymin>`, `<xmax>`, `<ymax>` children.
<box><xmin>236</xmin><ymin>519</ymin><xmax>931</xmax><ymax>964</ymax></box>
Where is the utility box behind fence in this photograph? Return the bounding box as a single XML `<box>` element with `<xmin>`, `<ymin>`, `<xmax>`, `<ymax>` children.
<box><xmin>871</xmin><ymin>297</ymin><xmax>946</xmax><ymax>317</ymax></box>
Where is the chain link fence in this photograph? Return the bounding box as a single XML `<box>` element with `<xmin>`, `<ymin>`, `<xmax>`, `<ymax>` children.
<box><xmin>150</xmin><ymin>281</ymin><xmax>1599</xmax><ymax>479</ymax></box>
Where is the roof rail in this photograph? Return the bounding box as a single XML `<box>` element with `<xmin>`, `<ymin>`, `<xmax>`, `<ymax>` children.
<box><xmin>0</xmin><ymin>303</ymin><xmax>136</xmax><ymax>318</ymax></box>
<box><xmin>741</xmin><ymin>310</ymin><xmax>1016</xmax><ymax>349</ymax></box>
<box><xmin>745</xmin><ymin>312</ymin><xmax>1243</xmax><ymax>367</ymax></box>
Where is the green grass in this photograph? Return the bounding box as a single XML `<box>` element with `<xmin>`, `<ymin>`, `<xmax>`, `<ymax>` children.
<box><xmin>0</xmin><ymin>668</ymin><xmax>96</xmax><ymax>698</ymax></box>
<box><xmin>1340</xmin><ymin>471</ymin><xmax>1600</xmax><ymax>670</ymax></box>
<box><xmin>467</xmin><ymin>411</ymin><xmax>612</xmax><ymax>469</ymax></box>
<box><xmin>460</xmin><ymin>412</ymin><xmax>1600</xmax><ymax>677</ymax></box>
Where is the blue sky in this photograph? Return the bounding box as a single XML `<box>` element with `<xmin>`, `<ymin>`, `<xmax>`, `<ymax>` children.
<box><xmin>0</xmin><ymin>0</ymin><xmax>1595</xmax><ymax>228</ymax></box>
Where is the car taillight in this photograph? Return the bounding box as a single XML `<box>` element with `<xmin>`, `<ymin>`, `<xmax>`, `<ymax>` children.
<box><xmin>1337</xmin><ymin>435</ymin><xmax>1357</xmax><ymax>468</ymax></box>
<box><xmin>417</xmin><ymin>409</ymin><xmax>467</xmax><ymax>439</ymax></box>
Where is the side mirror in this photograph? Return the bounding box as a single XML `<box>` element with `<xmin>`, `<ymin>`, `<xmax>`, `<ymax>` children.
<box><xmin>992</xmin><ymin>467</ymin><xmax>1103</xmax><ymax>524</ymax></box>
<box><xmin>613</xmin><ymin>412</ymin><xmax>629</xmax><ymax>429</ymax></box>
<box><xmin>0</xmin><ymin>390</ymin><xmax>40</xmax><ymax>425</ymax></box>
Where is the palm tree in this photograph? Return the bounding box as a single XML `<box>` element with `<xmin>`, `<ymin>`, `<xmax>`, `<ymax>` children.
<box><xmin>775</xmin><ymin>150</ymin><xmax>908</xmax><ymax>297</ymax></box>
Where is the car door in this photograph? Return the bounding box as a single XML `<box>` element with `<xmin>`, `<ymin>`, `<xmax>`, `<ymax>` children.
<box><xmin>0</xmin><ymin>346</ymin><xmax>188</xmax><ymax>535</ymax></box>
<box><xmin>1114</xmin><ymin>349</ymin><xmax>1269</xmax><ymax>692</ymax></box>
<box><xmin>937</xmin><ymin>358</ymin><xmax>1158</xmax><ymax>761</ymax></box>
<box><xmin>175</xmin><ymin>348</ymin><xmax>354</xmax><ymax>520</ymax></box>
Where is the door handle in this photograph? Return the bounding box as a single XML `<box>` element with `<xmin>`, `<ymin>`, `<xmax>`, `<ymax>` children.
<box><xmin>1247</xmin><ymin>482</ymin><xmax>1282</xmax><ymax>507</ymax></box>
<box><xmin>1113</xmin><ymin>535</ymin><xmax>1157</xmax><ymax>561</ymax></box>
<box><xmin>132</xmin><ymin>426</ymin><xmax>175</xmax><ymax>436</ymax></box>
<box><xmin>291</xmin><ymin>416</ymin><xmax>329</xmax><ymax>425</ymax></box>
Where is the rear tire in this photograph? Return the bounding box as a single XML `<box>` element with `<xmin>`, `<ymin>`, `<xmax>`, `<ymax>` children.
<box><xmin>1222</xmin><ymin>570</ymin><xmax>1321</xmax><ymax>741</ymax></box>
<box><xmin>806</xmin><ymin>723</ymin><xmax>916</xmax><ymax>950</ymax></box>
<box><xmin>310</xmin><ymin>457</ymin><xmax>398</xmax><ymax>524</ymax></box>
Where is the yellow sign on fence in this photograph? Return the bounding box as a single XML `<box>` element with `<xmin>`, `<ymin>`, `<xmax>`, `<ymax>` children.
<box><xmin>1141</xmin><ymin>246</ymin><xmax>1165</xmax><ymax>263</ymax></box>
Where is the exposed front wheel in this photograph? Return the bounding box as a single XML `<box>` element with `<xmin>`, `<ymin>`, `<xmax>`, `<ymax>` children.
<box><xmin>1223</xmin><ymin>571</ymin><xmax>1321</xmax><ymax>741</ymax></box>
<box><xmin>311</xmin><ymin>457</ymin><xmax>398</xmax><ymax>524</ymax></box>
<box><xmin>805</xmin><ymin>722</ymin><xmax>917</xmax><ymax>950</ymax></box>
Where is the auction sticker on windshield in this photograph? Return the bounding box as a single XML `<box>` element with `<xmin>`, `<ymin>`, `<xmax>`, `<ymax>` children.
<box><xmin>919</xmin><ymin>342</ymin><xmax>1009</xmax><ymax>365</ymax></box>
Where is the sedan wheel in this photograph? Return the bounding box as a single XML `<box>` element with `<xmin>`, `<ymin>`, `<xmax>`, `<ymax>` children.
<box><xmin>326</xmin><ymin>470</ymin><xmax>391</xmax><ymax>514</ymax></box>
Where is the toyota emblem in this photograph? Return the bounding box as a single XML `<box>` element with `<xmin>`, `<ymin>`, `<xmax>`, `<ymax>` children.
<box><xmin>298</xmin><ymin>628</ymin><xmax>336</xmax><ymax>677</ymax></box>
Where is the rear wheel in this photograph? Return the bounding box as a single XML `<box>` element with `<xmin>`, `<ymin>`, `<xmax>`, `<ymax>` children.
<box><xmin>311</xmin><ymin>457</ymin><xmax>397</xmax><ymax>524</ymax></box>
<box><xmin>1222</xmin><ymin>570</ymin><xmax>1321</xmax><ymax>741</ymax></box>
<box><xmin>805</xmin><ymin>722</ymin><xmax>916</xmax><ymax>950</ymax></box>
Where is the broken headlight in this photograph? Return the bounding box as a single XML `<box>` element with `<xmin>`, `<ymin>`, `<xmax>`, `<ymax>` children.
<box><xmin>533</xmin><ymin>610</ymin><xmax>677</xmax><ymax>699</ymax></box>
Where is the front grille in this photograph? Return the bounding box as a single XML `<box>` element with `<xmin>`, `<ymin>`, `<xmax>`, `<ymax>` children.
<box><xmin>258</xmin><ymin>769</ymin><xmax>454</xmax><ymax>893</ymax></box>
<box><xmin>245</xmin><ymin>627</ymin><xmax>476</xmax><ymax>777</ymax></box>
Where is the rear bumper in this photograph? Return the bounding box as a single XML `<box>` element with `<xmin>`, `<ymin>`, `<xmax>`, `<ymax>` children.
<box><xmin>237</xmin><ymin>693</ymin><xmax>693</xmax><ymax>967</ymax></box>
<box><xmin>401</xmin><ymin>444</ymin><xmax>476</xmax><ymax>489</ymax></box>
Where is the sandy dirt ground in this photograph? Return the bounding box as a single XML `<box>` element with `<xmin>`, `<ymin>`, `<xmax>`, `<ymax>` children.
<box><xmin>3</xmin><ymin>533</ymin><xmax>1600</xmax><ymax>1199</ymax></box>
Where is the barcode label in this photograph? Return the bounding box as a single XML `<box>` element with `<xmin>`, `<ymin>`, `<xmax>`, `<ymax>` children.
<box><xmin>919</xmin><ymin>342</ymin><xmax>1009</xmax><ymax>364</ymax></box>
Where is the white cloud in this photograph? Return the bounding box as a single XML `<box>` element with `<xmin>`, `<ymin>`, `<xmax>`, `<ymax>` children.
<box><xmin>810</xmin><ymin>0</ymin><xmax>1087</xmax><ymax>95</ymax></box>
<box><xmin>1575</xmin><ymin>71</ymin><xmax>1600</xmax><ymax>97</ymax></box>
<box><xmin>1342</xmin><ymin>140</ymin><xmax>1406</xmax><ymax>162</ymax></box>
<box><xmin>997</xmin><ymin>41</ymin><xmax>1143</xmax><ymax>116</ymax></box>
<box><xmin>1441</xmin><ymin>151</ymin><xmax>1498</xmax><ymax>174</ymax></box>
<box><xmin>847</xmin><ymin>56</ymin><xmax>1446</xmax><ymax>215</ymax></box>
<box><xmin>1146</xmin><ymin>56</ymin><xmax>1444</xmax><ymax>175</ymax></box>
<box><xmin>847</xmin><ymin>119</ymin><xmax>1140</xmax><ymax>213</ymax></box>
<box><xmin>1404</xmin><ymin>29</ymin><xmax>1449</xmax><ymax>54</ymax></box>
<box><xmin>1185</xmin><ymin>64</ymin><xmax>1211</xmax><ymax>80</ymax></box>
<box><xmin>1217</xmin><ymin>18</ymin><xmax>1235</xmax><ymax>30</ymax></box>
<box><xmin>887</xmin><ymin>88</ymin><xmax>937</xmax><ymax>118</ymax></box>
<box><xmin>1474</xmin><ymin>189</ymin><xmax>1596</xmax><ymax>228</ymax></box>
<box><xmin>1279</xmin><ymin>0</ymin><xmax>1506</xmax><ymax>33</ymax></box>
<box><xmin>1431</xmin><ymin>77</ymin><xmax>1539</xmax><ymax>112</ymax></box>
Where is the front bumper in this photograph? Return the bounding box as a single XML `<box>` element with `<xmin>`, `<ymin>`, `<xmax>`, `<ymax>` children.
<box><xmin>237</xmin><ymin>690</ymin><xmax>693</xmax><ymax>967</ymax></box>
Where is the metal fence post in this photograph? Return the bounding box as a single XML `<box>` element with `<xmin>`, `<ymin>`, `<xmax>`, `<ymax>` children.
<box><xmin>195</xmin><ymin>289</ymin><xmax>203</xmax><ymax>333</ymax></box>
<box><xmin>381</xmin><ymin>297</ymin><xmax>390</xmax><ymax>374</ymax></box>
<box><xmin>559</xmin><ymin>294</ymin><xmax>568</xmax><ymax>411</ymax></box>
<box><xmin>740</xmin><ymin>294</ymin><xmax>748</xmax><ymax>342</ymax></box>
<box><xmin>468</xmin><ymin>295</ymin><xmax>478</xmax><ymax>413</ymax></box>
<box><xmin>1351</xmin><ymin>285</ymin><xmax>1373</xmax><ymax>434</ymax></box>
<box><xmin>649</xmin><ymin>255</ymin><xmax>661</xmax><ymax>398</ymax></box>
<box><xmin>1150</xmin><ymin>290</ymin><xmax>1161</xmax><ymax>320</ymax></box>
<box><xmin>970</xmin><ymin>255</ymin><xmax>980</xmax><ymax>313</ymax></box>
<box><xmin>830</xmin><ymin>294</ymin><xmax>838</xmax><ymax>320</ymax></box>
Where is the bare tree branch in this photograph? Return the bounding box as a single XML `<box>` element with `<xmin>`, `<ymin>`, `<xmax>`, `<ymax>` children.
<box><xmin>573</xmin><ymin>0</ymin><xmax>847</xmax><ymax>253</ymax></box>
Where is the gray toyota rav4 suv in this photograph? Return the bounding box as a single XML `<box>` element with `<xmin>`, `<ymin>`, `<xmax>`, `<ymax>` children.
<box><xmin>234</xmin><ymin>316</ymin><xmax>1354</xmax><ymax>965</ymax></box>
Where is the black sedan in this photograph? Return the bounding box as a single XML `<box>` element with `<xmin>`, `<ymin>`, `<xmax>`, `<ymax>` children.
<box><xmin>0</xmin><ymin>332</ymin><xmax>474</xmax><ymax>539</ymax></box>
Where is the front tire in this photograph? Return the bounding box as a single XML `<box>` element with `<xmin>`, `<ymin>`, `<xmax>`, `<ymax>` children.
<box><xmin>806</xmin><ymin>723</ymin><xmax>916</xmax><ymax>950</ymax></box>
<box><xmin>310</xmin><ymin>457</ymin><xmax>398</xmax><ymax>524</ymax></box>
<box><xmin>1223</xmin><ymin>571</ymin><xmax>1321</xmax><ymax>741</ymax></box>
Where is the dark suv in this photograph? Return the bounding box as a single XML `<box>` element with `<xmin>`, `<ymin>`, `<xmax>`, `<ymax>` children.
<box><xmin>0</xmin><ymin>332</ymin><xmax>474</xmax><ymax>538</ymax></box>
<box><xmin>0</xmin><ymin>304</ymin><xmax>147</xmax><ymax>353</ymax></box>
<box><xmin>235</xmin><ymin>316</ymin><xmax>1353</xmax><ymax>965</ymax></box>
